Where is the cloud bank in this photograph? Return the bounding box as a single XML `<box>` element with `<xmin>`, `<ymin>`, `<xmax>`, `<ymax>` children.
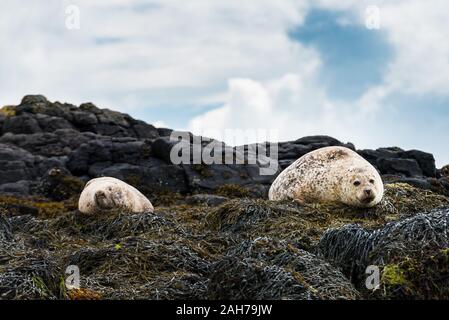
<box><xmin>0</xmin><ymin>0</ymin><xmax>448</xmax><ymax>165</ymax></box>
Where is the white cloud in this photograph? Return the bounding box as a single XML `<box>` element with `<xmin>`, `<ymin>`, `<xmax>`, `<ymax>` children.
<box><xmin>0</xmin><ymin>0</ymin><xmax>313</xmax><ymax>110</ymax></box>
<box><xmin>1</xmin><ymin>1</ymin><xmax>449</xmax><ymax>164</ymax></box>
<box><xmin>152</xmin><ymin>120</ymin><xmax>168</xmax><ymax>128</ymax></box>
<box><xmin>381</xmin><ymin>0</ymin><xmax>449</xmax><ymax>95</ymax></box>
<box><xmin>187</xmin><ymin>0</ymin><xmax>449</xmax><ymax>166</ymax></box>
<box><xmin>188</xmin><ymin>73</ymin><xmax>380</xmax><ymax>148</ymax></box>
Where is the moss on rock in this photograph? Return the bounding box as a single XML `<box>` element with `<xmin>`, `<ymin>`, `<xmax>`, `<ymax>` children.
<box><xmin>0</xmin><ymin>105</ymin><xmax>16</xmax><ymax>117</ymax></box>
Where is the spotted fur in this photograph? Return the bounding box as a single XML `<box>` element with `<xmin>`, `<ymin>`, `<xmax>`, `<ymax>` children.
<box><xmin>78</xmin><ymin>177</ymin><xmax>154</xmax><ymax>214</ymax></box>
<box><xmin>268</xmin><ymin>146</ymin><xmax>384</xmax><ymax>207</ymax></box>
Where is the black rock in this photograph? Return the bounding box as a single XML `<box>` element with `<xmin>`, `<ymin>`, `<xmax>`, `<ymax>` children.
<box><xmin>157</xmin><ymin>128</ymin><xmax>173</xmax><ymax>137</ymax></box>
<box><xmin>67</xmin><ymin>138</ymin><xmax>150</xmax><ymax>175</ymax></box>
<box><xmin>441</xmin><ymin>165</ymin><xmax>449</xmax><ymax>177</ymax></box>
<box><xmin>1</xmin><ymin>95</ymin><xmax>446</xmax><ymax>199</ymax></box>
<box><xmin>2</xmin><ymin>113</ymin><xmax>42</xmax><ymax>134</ymax></box>
<box><xmin>384</xmin><ymin>175</ymin><xmax>433</xmax><ymax>190</ymax></box>
<box><xmin>399</xmin><ymin>150</ymin><xmax>436</xmax><ymax>177</ymax></box>
<box><xmin>0</xmin><ymin>180</ymin><xmax>32</xmax><ymax>195</ymax></box>
<box><xmin>38</xmin><ymin>168</ymin><xmax>85</xmax><ymax>201</ymax></box>
<box><xmin>0</xmin><ymin>129</ymin><xmax>95</xmax><ymax>157</ymax></box>
<box><xmin>72</xmin><ymin>110</ymin><xmax>98</xmax><ymax>126</ymax></box>
<box><xmin>358</xmin><ymin>148</ymin><xmax>400</xmax><ymax>167</ymax></box>
<box><xmin>20</xmin><ymin>94</ymin><xmax>48</xmax><ymax>105</ymax></box>
<box><xmin>377</xmin><ymin>158</ymin><xmax>423</xmax><ymax>177</ymax></box>
<box><xmin>132</xmin><ymin>121</ymin><xmax>159</xmax><ymax>139</ymax></box>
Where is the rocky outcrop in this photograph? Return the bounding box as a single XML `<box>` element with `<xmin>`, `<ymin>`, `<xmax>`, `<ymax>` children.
<box><xmin>0</xmin><ymin>95</ymin><xmax>447</xmax><ymax>198</ymax></box>
<box><xmin>1</xmin><ymin>95</ymin><xmax>449</xmax><ymax>300</ymax></box>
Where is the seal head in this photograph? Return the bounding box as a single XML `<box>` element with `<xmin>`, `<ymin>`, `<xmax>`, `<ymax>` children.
<box><xmin>339</xmin><ymin>167</ymin><xmax>383</xmax><ymax>207</ymax></box>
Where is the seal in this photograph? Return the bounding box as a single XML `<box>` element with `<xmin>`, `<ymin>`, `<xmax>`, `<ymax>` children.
<box><xmin>268</xmin><ymin>146</ymin><xmax>384</xmax><ymax>207</ymax></box>
<box><xmin>78</xmin><ymin>177</ymin><xmax>154</xmax><ymax>214</ymax></box>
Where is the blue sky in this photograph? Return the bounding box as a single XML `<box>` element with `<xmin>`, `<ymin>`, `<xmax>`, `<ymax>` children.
<box><xmin>1</xmin><ymin>1</ymin><xmax>449</xmax><ymax>166</ymax></box>
<box><xmin>289</xmin><ymin>9</ymin><xmax>393</xmax><ymax>100</ymax></box>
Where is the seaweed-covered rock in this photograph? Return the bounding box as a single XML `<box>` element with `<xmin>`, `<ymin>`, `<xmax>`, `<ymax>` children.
<box><xmin>0</xmin><ymin>195</ymin><xmax>76</xmax><ymax>218</ymax></box>
<box><xmin>0</xmin><ymin>255</ymin><xmax>63</xmax><ymax>299</ymax></box>
<box><xmin>186</xmin><ymin>194</ymin><xmax>229</xmax><ymax>207</ymax></box>
<box><xmin>206</xmin><ymin>184</ymin><xmax>449</xmax><ymax>250</ymax></box>
<box><xmin>38</xmin><ymin>168</ymin><xmax>85</xmax><ymax>201</ymax></box>
<box><xmin>381</xmin><ymin>183</ymin><xmax>449</xmax><ymax>215</ymax></box>
<box><xmin>0</xmin><ymin>213</ymin><xmax>13</xmax><ymax>241</ymax></box>
<box><xmin>208</xmin><ymin>238</ymin><xmax>359</xmax><ymax>300</ymax></box>
<box><xmin>50</xmin><ymin>210</ymin><xmax>185</xmax><ymax>240</ymax></box>
<box><xmin>319</xmin><ymin>209</ymin><xmax>449</xmax><ymax>299</ymax></box>
<box><xmin>2</xmin><ymin>95</ymin><xmax>449</xmax><ymax>300</ymax></box>
<box><xmin>208</xmin><ymin>257</ymin><xmax>314</xmax><ymax>300</ymax></box>
<box><xmin>65</xmin><ymin>238</ymin><xmax>211</xmax><ymax>299</ymax></box>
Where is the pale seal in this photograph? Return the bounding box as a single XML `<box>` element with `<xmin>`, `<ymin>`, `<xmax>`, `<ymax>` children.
<box><xmin>268</xmin><ymin>146</ymin><xmax>384</xmax><ymax>207</ymax></box>
<box><xmin>78</xmin><ymin>177</ymin><xmax>154</xmax><ymax>214</ymax></box>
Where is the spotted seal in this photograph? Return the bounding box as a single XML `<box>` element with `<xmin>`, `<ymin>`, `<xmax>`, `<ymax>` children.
<box><xmin>268</xmin><ymin>146</ymin><xmax>384</xmax><ymax>207</ymax></box>
<box><xmin>78</xmin><ymin>177</ymin><xmax>154</xmax><ymax>214</ymax></box>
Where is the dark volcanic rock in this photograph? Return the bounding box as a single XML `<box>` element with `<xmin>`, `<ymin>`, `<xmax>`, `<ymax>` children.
<box><xmin>35</xmin><ymin>114</ymin><xmax>73</xmax><ymax>132</ymax></box>
<box><xmin>359</xmin><ymin>148</ymin><xmax>436</xmax><ymax>178</ymax></box>
<box><xmin>95</xmin><ymin>162</ymin><xmax>189</xmax><ymax>194</ymax></box>
<box><xmin>0</xmin><ymin>143</ymin><xmax>65</xmax><ymax>184</ymax></box>
<box><xmin>20</xmin><ymin>94</ymin><xmax>48</xmax><ymax>106</ymax></box>
<box><xmin>157</xmin><ymin>127</ymin><xmax>173</xmax><ymax>137</ymax></box>
<box><xmin>0</xmin><ymin>180</ymin><xmax>32</xmax><ymax>195</ymax></box>
<box><xmin>66</xmin><ymin>138</ymin><xmax>153</xmax><ymax>176</ymax></box>
<box><xmin>0</xmin><ymin>94</ymin><xmax>446</xmax><ymax>198</ymax></box>
<box><xmin>0</xmin><ymin>144</ymin><xmax>36</xmax><ymax>182</ymax></box>
<box><xmin>377</xmin><ymin>158</ymin><xmax>423</xmax><ymax>177</ymax></box>
<box><xmin>6</xmin><ymin>95</ymin><xmax>159</xmax><ymax>140</ymax></box>
<box><xmin>358</xmin><ymin>147</ymin><xmax>401</xmax><ymax>165</ymax></box>
<box><xmin>131</xmin><ymin>121</ymin><xmax>159</xmax><ymax>139</ymax></box>
<box><xmin>399</xmin><ymin>150</ymin><xmax>436</xmax><ymax>177</ymax></box>
<box><xmin>276</xmin><ymin>135</ymin><xmax>355</xmax><ymax>169</ymax></box>
<box><xmin>2</xmin><ymin>113</ymin><xmax>42</xmax><ymax>135</ymax></box>
<box><xmin>151</xmin><ymin>136</ymin><xmax>181</xmax><ymax>163</ymax></box>
<box><xmin>72</xmin><ymin>110</ymin><xmax>98</xmax><ymax>126</ymax></box>
<box><xmin>441</xmin><ymin>165</ymin><xmax>449</xmax><ymax>177</ymax></box>
<box><xmin>0</xmin><ymin>129</ymin><xmax>96</xmax><ymax>157</ymax></box>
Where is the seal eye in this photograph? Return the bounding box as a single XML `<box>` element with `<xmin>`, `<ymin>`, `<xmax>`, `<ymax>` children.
<box><xmin>353</xmin><ymin>181</ymin><xmax>361</xmax><ymax>187</ymax></box>
<box><xmin>369</xmin><ymin>179</ymin><xmax>375</xmax><ymax>184</ymax></box>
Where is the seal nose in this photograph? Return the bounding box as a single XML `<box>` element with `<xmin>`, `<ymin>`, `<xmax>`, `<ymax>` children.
<box><xmin>364</xmin><ymin>189</ymin><xmax>372</xmax><ymax>196</ymax></box>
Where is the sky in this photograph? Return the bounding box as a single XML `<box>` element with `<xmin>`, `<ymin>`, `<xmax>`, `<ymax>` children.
<box><xmin>1</xmin><ymin>0</ymin><xmax>449</xmax><ymax>166</ymax></box>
